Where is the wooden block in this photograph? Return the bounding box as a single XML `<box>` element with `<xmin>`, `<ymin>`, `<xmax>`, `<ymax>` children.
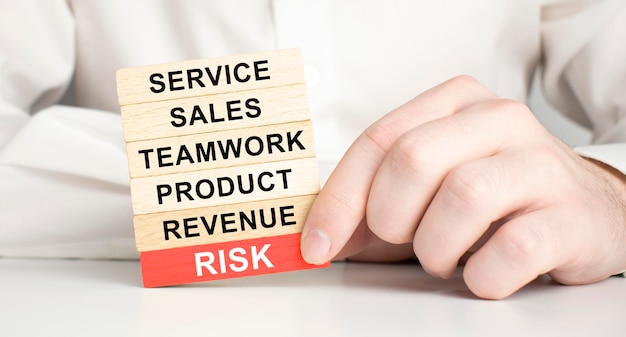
<box><xmin>130</xmin><ymin>157</ymin><xmax>320</xmax><ymax>214</ymax></box>
<box><xmin>116</xmin><ymin>48</ymin><xmax>323</xmax><ymax>287</ymax></box>
<box><xmin>126</xmin><ymin>120</ymin><xmax>316</xmax><ymax>178</ymax></box>
<box><xmin>140</xmin><ymin>233</ymin><xmax>329</xmax><ymax>287</ymax></box>
<box><xmin>120</xmin><ymin>84</ymin><xmax>310</xmax><ymax>142</ymax></box>
<box><xmin>116</xmin><ymin>48</ymin><xmax>304</xmax><ymax>106</ymax></box>
<box><xmin>133</xmin><ymin>194</ymin><xmax>316</xmax><ymax>252</ymax></box>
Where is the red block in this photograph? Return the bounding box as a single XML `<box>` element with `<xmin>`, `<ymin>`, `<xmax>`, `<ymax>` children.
<box><xmin>140</xmin><ymin>233</ymin><xmax>329</xmax><ymax>287</ymax></box>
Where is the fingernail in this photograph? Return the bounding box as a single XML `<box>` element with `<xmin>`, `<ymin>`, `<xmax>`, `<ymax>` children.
<box><xmin>301</xmin><ymin>228</ymin><xmax>331</xmax><ymax>265</ymax></box>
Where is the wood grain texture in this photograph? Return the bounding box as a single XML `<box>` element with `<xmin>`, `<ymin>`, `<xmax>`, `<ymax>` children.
<box><xmin>140</xmin><ymin>233</ymin><xmax>329</xmax><ymax>287</ymax></box>
<box><xmin>133</xmin><ymin>194</ymin><xmax>316</xmax><ymax>251</ymax></box>
<box><xmin>126</xmin><ymin>120</ymin><xmax>316</xmax><ymax>178</ymax></box>
<box><xmin>117</xmin><ymin>49</ymin><xmax>323</xmax><ymax>285</ymax></box>
<box><xmin>116</xmin><ymin>49</ymin><xmax>304</xmax><ymax>106</ymax></box>
<box><xmin>130</xmin><ymin>157</ymin><xmax>320</xmax><ymax>214</ymax></box>
<box><xmin>120</xmin><ymin>84</ymin><xmax>310</xmax><ymax>142</ymax></box>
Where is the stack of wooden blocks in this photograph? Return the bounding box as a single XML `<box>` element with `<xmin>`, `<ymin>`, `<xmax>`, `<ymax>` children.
<box><xmin>116</xmin><ymin>49</ymin><xmax>328</xmax><ymax>287</ymax></box>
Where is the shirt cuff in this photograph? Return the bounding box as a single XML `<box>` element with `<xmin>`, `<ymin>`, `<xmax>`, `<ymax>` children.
<box><xmin>574</xmin><ymin>143</ymin><xmax>626</xmax><ymax>175</ymax></box>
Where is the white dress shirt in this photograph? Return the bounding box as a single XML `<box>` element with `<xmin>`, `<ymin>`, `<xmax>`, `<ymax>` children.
<box><xmin>0</xmin><ymin>0</ymin><xmax>625</xmax><ymax>259</ymax></box>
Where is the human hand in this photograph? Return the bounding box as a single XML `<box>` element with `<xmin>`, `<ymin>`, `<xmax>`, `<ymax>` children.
<box><xmin>301</xmin><ymin>75</ymin><xmax>626</xmax><ymax>299</ymax></box>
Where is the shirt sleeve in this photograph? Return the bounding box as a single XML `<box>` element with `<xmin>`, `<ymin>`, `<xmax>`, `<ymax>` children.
<box><xmin>540</xmin><ymin>0</ymin><xmax>626</xmax><ymax>143</ymax></box>
<box><xmin>540</xmin><ymin>0</ymin><xmax>626</xmax><ymax>276</ymax></box>
<box><xmin>0</xmin><ymin>1</ymin><xmax>137</xmax><ymax>259</ymax></box>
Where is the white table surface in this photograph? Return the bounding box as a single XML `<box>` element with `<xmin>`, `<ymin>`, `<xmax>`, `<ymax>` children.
<box><xmin>1</xmin><ymin>258</ymin><xmax>624</xmax><ymax>337</ymax></box>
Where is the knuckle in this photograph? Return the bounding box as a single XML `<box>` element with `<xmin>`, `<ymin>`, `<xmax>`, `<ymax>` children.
<box><xmin>443</xmin><ymin>164</ymin><xmax>493</xmax><ymax>213</ymax></box>
<box><xmin>436</xmin><ymin>75</ymin><xmax>498</xmax><ymax>103</ymax></box>
<box><xmin>492</xmin><ymin>98</ymin><xmax>526</xmax><ymax>111</ymax></box>
<box><xmin>386</xmin><ymin>134</ymin><xmax>432</xmax><ymax>179</ymax></box>
<box><xmin>362</xmin><ymin>123</ymin><xmax>396</xmax><ymax>155</ymax></box>
<box><xmin>534</xmin><ymin>144</ymin><xmax>564</xmax><ymax>166</ymax></box>
<box><xmin>528</xmin><ymin>143</ymin><xmax>570</xmax><ymax>179</ymax></box>
<box><xmin>491</xmin><ymin>98</ymin><xmax>536</xmax><ymax>125</ymax></box>
<box><xmin>496</xmin><ymin>224</ymin><xmax>543</xmax><ymax>263</ymax></box>
<box><xmin>446</xmin><ymin>74</ymin><xmax>482</xmax><ymax>89</ymax></box>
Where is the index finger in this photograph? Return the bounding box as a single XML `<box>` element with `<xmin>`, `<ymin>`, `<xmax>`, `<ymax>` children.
<box><xmin>301</xmin><ymin>76</ymin><xmax>497</xmax><ymax>264</ymax></box>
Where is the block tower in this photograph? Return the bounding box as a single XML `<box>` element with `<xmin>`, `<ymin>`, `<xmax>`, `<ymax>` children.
<box><xmin>116</xmin><ymin>49</ymin><xmax>328</xmax><ymax>287</ymax></box>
